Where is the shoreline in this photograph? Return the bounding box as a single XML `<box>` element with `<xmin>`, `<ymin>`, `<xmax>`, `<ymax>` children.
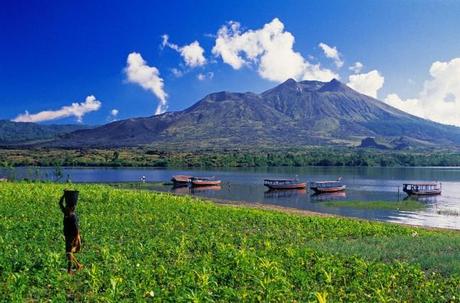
<box><xmin>108</xmin><ymin>182</ymin><xmax>460</xmax><ymax>232</ymax></box>
<box><xmin>182</xmin><ymin>193</ymin><xmax>460</xmax><ymax>232</ymax></box>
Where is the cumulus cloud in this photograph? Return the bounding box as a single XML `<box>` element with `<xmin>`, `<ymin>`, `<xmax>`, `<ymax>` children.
<box><xmin>384</xmin><ymin>94</ymin><xmax>421</xmax><ymax>114</ymax></box>
<box><xmin>162</xmin><ymin>35</ymin><xmax>206</xmax><ymax>67</ymax></box>
<box><xmin>111</xmin><ymin>109</ymin><xmax>119</xmax><ymax>116</ymax></box>
<box><xmin>318</xmin><ymin>42</ymin><xmax>343</xmax><ymax>68</ymax></box>
<box><xmin>125</xmin><ymin>52</ymin><xmax>168</xmax><ymax>115</ymax></box>
<box><xmin>13</xmin><ymin>95</ymin><xmax>101</xmax><ymax>123</ymax></box>
<box><xmin>212</xmin><ymin>18</ymin><xmax>338</xmax><ymax>82</ymax></box>
<box><xmin>347</xmin><ymin>70</ymin><xmax>384</xmax><ymax>98</ymax></box>
<box><xmin>384</xmin><ymin>57</ymin><xmax>460</xmax><ymax>126</ymax></box>
<box><xmin>349</xmin><ymin>61</ymin><xmax>363</xmax><ymax>74</ymax></box>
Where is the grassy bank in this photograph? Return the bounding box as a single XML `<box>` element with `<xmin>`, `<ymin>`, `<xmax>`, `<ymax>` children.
<box><xmin>0</xmin><ymin>182</ymin><xmax>459</xmax><ymax>301</ymax></box>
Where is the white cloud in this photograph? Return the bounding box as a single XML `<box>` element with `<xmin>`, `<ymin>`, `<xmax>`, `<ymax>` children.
<box><xmin>162</xmin><ymin>35</ymin><xmax>206</xmax><ymax>67</ymax></box>
<box><xmin>349</xmin><ymin>61</ymin><xmax>363</xmax><ymax>74</ymax></box>
<box><xmin>347</xmin><ymin>70</ymin><xmax>384</xmax><ymax>98</ymax></box>
<box><xmin>125</xmin><ymin>52</ymin><xmax>168</xmax><ymax>115</ymax></box>
<box><xmin>171</xmin><ymin>68</ymin><xmax>184</xmax><ymax>78</ymax></box>
<box><xmin>384</xmin><ymin>57</ymin><xmax>460</xmax><ymax>126</ymax></box>
<box><xmin>212</xmin><ymin>18</ymin><xmax>338</xmax><ymax>83</ymax></box>
<box><xmin>318</xmin><ymin>42</ymin><xmax>343</xmax><ymax>68</ymax></box>
<box><xmin>13</xmin><ymin>95</ymin><xmax>101</xmax><ymax>123</ymax></box>
<box><xmin>197</xmin><ymin>72</ymin><xmax>214</xmax><ymax>81</ymax></box>
<box><xmin>384</xmin><ymin>94</ymin><xmax>421</xmax><ymax>114</ymax></box>
<box><xmin>107</xmin><ymin>109</ymin><xmax>119</xmax><ymax>122</ymax></box>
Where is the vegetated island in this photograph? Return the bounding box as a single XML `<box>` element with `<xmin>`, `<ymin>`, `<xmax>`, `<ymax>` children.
<box><xmin>1</xmin><ymin>182</ymin><xmax>459</xmax><ymax>301</ymax></box>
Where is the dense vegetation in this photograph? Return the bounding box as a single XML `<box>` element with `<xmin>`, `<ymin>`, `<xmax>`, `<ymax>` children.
<box><xmin>1</xmin><ymin>182</ymin><xmax>459</xmax><ymax>301</ymax></box>
<box><xmin>2</xmin><ymin>147</ymin><xmax>460</xmax><ymax>168</ymax></box>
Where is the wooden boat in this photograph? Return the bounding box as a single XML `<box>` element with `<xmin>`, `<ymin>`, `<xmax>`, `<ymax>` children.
<box><xmin>263</xmin><ymin>179</ymin><xmax>307</xmax><ymax>190</ymax></box>
<box><xmin>310</xmin><ymin>180</ymin><xmax>346</xmax><ymax>193</ymax></box>
<box><xmin>403</xmin><ymin>183</ymin><xmax>441</xmax><ymax>196</ymax></box>
<box><xmin>171</xmin><ymin>175</ymin><xmax>192</xmax><ymax>185</ymax></box>
<box><xmin>190</xmin><ymin>177</ymin><xmax>222</xmax><ymax>187</ymax></box>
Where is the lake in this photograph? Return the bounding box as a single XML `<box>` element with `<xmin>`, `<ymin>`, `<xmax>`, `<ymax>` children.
<box><xmin>2</xmin><ymin>166</ymin><xmax>460</xmax><ymax>229</ymax></box>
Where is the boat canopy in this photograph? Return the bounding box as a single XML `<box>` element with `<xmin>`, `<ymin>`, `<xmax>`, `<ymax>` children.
<box><xmin>403</xmin><ymin>183</ymin><xmax>439</xmax><ymax>189</ymax></box>
<box><xmin>311</xmin><ymin>180</ymin><xmax>343</xmax><ymax>188</ymax></box>
<box><xmin>191</xmin><ymin>176</ymin><xmax>217</xmax><ymax>181</ymax></box>
<box><xmin>172</xmin><ymin>175</ymin><xmax>192</xmax><ymax>181</ymax></box>
<box><xmin>264</xmin><ymin>179</ymin><xmax>299</xmax><ymax>184</ymax></box>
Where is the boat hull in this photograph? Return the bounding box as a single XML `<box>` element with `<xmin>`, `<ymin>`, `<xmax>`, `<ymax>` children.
<box><xmin>191</xmin><ymin>180</ymin><xmax>222</xmax><ymax>187</ymax></box>
<box><xmin>310</xmin><ymin>185</ymin><xmax>346</xmax><ymax>193</ymax></box>
<box><xmin>265</xmin><ymin>183</ymin><xmax>307</xmax><ymax>190</ymax></box>
<box><xmin>171</xmin><ymin>175</ymin><xmax>192</xmax><ymax>185</ymax></box>
<box><xmin>403</xmin><ymin>189</ymin><xmax>441</xmax><ymax>196</ymax></box>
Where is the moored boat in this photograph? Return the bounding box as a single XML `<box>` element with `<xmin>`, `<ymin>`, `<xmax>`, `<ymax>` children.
<box><xmin>310</xmin><ymin>179</ymin><xmax>346</xmax><ymax>193</ymax></box>
<box><xmin>190</xmin><ymin>177</ymin><xmax>222</xmax><ymax>187</ymax></box>
<box><xmin>263</xmin><ymin>178</ymin><xmax>307</xmax><ymax>190</ymax></box>
<box><xmin>171</xmin><ymin>175</ymin><xmax>192</xmax><ymax>185</ymax></box>
<box><xmin>403</xmin><ymin>183</ymin><xmax>441</xmax><ymax>196</ymax></box>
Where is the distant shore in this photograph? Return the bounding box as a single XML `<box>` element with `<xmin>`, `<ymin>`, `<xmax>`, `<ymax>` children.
<box><xmin>2</xmin><ymin>146</ymin><xmax>460</xmax><ymax>168</ymax></box>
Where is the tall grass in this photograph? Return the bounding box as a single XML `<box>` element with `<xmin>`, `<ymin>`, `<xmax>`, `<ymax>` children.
<box><xmin>0</xmin><ymin>182</ymin><xmax>459</xmax><ymax>301</ymax></box>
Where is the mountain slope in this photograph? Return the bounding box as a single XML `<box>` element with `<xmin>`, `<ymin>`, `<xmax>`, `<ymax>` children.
<box><xmin>0</xmin><ymin>120</ymin><xmax>93</xmax><ymax>145</ymax></box>
<box><xmin>51</xmin><ymin>79</ymin><xmax>460</xmax><ymax>149</ymax></box>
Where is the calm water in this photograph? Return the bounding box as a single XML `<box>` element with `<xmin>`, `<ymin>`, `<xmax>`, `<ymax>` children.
<box><xmin>2</xmin><ymin>166</ymin><xmax>460</xmax><ymax>229</ymax></box>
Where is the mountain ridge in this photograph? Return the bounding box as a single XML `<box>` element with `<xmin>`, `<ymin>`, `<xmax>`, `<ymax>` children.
<box><xmin>0</xmin><ymin>120</ymin><xmax>93</xmax><ymax>145</ymax></box>
<box><xmin>22</xmin><ymin>79</ymin><xmax>460</xmax><ymax>149</ymax></box>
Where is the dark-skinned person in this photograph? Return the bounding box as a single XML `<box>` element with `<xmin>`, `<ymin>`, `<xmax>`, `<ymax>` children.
<box><xmin>59</xmin><ymin>191</ymin><xmax>83</xmax><ymax>274</ymax></box>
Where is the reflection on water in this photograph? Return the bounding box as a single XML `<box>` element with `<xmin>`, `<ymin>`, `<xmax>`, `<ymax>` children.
<box><xmin>1</xmin><ymin>166</ymin><xmax>460</xmax><ymax>229</ymax></box>
<box><xmin>311</xmin><ymin>191</ymin><xmax>347</xmax><ymax>202</ymax></box>
<box><xmin>264</xmin><ymin>189</ymin><xmax>307</xmax><ymax>199</ymax></box>
<box><xmin>171</xmin><ymin>185</ymin><xmax>223</xmax><ymax>194</ymax></box>
<box><xmin>171</xmin><ymin>185</ymin><xmax>191</xmax><ymax>194</ymax></box>
<box><xmin>191</xmin><ymin>186</ymin><xmax>222</xmax><ymax>194</ymax></box>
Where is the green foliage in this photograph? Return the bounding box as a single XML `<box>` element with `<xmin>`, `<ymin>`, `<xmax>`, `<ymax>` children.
<box><xmin>2</xmin><ymin>147</ymin><xmax>460</xmax><ymax>168</ymax></box>
<box><xmin>0</xmin><ymin>182</ymin><xmax>459</xmax><ymax>301</ymax></box>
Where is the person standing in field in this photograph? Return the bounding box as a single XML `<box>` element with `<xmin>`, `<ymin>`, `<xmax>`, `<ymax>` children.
<box><xmin>59</xmin><ymin>192</ymin><xmax>83</xmax><ymax>274</ymax></box>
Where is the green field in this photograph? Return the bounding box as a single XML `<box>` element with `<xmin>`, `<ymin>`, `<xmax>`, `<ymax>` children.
<box><xmin>1</xmin><ymin>182</ymin><xmax>459</xmax><ymax>302</ymax></box>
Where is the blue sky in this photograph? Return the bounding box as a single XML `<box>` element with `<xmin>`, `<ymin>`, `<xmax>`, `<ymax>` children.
<box><xmin>1</xmin><ymin>0</ymin><xmax>460</xmax><ymax>125</ymax></box>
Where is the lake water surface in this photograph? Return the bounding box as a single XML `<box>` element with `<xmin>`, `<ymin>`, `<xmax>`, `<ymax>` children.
<box><xmin>2</xmin><ymin>166</ymin><xmax>460</xmax><ymax>229</ymax></box>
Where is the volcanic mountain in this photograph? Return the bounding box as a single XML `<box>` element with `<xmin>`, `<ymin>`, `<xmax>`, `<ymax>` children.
<box><xmin>51</xmin><ymin>78</ymin><xmax>460</xmax><ymax>149</ymax></box>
